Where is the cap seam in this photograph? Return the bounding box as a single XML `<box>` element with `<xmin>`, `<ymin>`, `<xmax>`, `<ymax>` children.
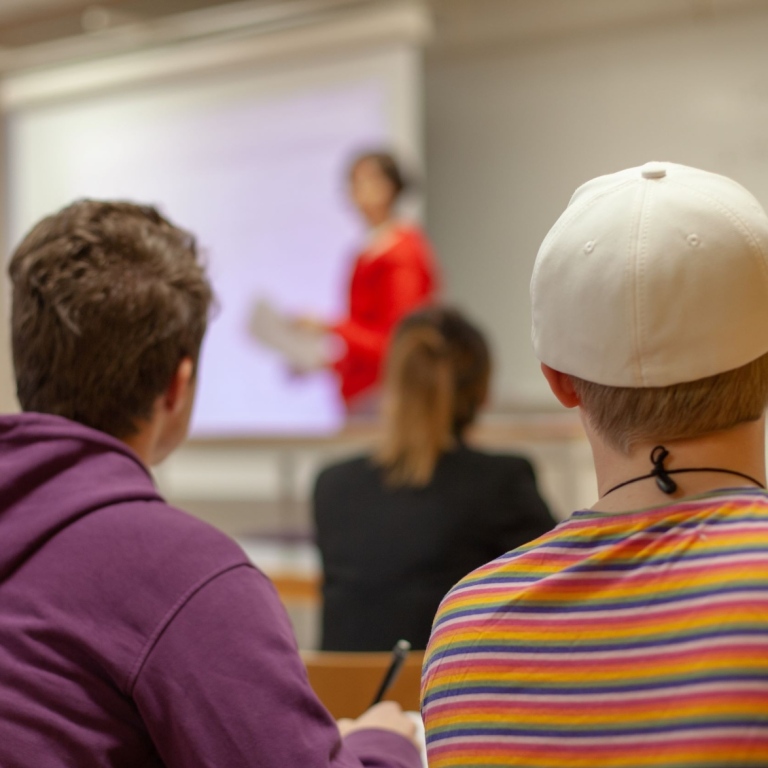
<box><xmin>628</xmin><ymin>179</ymin><xmax>650</xmax><ymax>387</ymax></box>
<box><xmin>546</xmin><ymin>177</ymin><xmax>637</xmax><ymax>242</ymax></box>
<box><xmin>532</xmin><ymin>179</ymin><xmax>639</xmax><ymax>282</ymax></box>
<box><xmin>672</xmin><ymin>178</ymin><xmax>768</xmax><ymax>283</ymax></box>
<box><xmin>531</xmin><ymin>163</ymin><xmax>768</xmax><ymax>388</ymax></box>
<box><xmin>531</xmin><ymin>178</ymin><xmax>637</xmax><ymax>338</ymax></box>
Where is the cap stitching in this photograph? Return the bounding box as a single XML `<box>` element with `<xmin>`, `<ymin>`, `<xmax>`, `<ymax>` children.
<box><xmin>637</xmin><ymin>184</ymin><xmax>655</xmax><ymax>387</ymax></box>
<box><xmin>638</xmin><ymin>176</ymin><xmax>768</xmax><ymax>386</ymax></box>
<box><xmin>531</xmin><ymin>178</ymin><xmax>636</xmax><ymax>298</ymax></box>
<box><xmin>672</xmin><ymin>178</ymin><xmax>768</xmax><ymax>283</ymax></box>
<box><xmin>534</xmin><ymin>167</ymin><xmax>768</xmax><ymax>385</ymax></box>
<box><xmin>628</xmin><ymin>180</ymin><xmax>650</xmax><ymax>387</ymax></box>
<box><xmin>551</xmin><ymin>177</ymin><xmax>637</xmax><ymax>240</ymax></box>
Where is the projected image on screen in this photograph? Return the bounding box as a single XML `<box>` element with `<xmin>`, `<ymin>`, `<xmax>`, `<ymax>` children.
<box><xmin>7</xmin><ymin>47</ymin><xmax>421</xmax><ymax>436</ymax></box>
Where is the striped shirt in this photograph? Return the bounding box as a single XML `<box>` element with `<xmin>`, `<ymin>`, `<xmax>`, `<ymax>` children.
<box><xmin>421</xmin><ymin>489</ymin><xmax>768</xmax><ymax>767</ymax></box>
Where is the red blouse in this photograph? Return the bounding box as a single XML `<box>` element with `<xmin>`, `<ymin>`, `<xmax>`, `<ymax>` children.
<box><xmin>331</xmin><ymin>225</ymin><xmax>439</xmax><ymax>405</ymax></box>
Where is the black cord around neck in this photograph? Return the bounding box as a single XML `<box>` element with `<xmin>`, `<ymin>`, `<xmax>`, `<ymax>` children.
<box><xmin>602</xmin><ymin>445</ymin><xmax>766</xmax><ymax>498</ymax></box>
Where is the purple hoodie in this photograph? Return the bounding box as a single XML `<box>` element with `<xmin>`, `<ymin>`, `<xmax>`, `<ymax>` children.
<box><xmin>0</xmin><ymin>413</ymin><xmax>421</xmax><ymax>768</ymax></box>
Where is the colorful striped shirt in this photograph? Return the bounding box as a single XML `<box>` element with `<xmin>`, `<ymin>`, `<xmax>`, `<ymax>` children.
<box><xmin>421</xmin><ymin>489</ymin><xmax>768</xmax><ymax>767</ymax></box>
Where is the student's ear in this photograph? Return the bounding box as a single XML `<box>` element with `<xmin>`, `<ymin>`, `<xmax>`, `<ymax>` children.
<box><xmin>541</xmin><ymin>364</ymin><xmax>581</xmax><ymax>409</ymax></box>
<box><xmin>163</xmin><ymin>357</ymin><xmax>195</xmax><ymax>414</ymax></box>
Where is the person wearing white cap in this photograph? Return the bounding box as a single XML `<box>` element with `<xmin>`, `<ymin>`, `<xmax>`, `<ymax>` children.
<box><xmin>421</xmin><ymin>162</ymin><xmax>768</xmax><ymax>767</ymax></box>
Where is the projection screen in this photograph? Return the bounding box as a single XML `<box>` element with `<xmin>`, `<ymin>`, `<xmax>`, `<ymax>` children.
<box><xmin>3</xmin><ymin>5</ymin><xmax>427</xmax><ymax>436</ymax></box>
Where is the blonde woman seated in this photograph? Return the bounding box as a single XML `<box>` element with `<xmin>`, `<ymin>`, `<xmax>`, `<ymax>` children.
<box><xmin>313</xmin><ymin>307</ymin><xmax>555</xmax><ymax>651</ymax></box>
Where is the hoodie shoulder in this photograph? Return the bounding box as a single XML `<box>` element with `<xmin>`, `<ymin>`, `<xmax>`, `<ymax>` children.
<box><xmin>80</xmin><ymin>498</ymin><xmax>250</xmax><ymax>577</ymax></box>
<box><xmin>0</xmin><ymin>414</ymin><xmax>257</xmax><ymax>701</ymax></box>
<box><xmin>28</xmin><ymin>497</ymin><xmax>253</xmax><ymax>694</ymax></box>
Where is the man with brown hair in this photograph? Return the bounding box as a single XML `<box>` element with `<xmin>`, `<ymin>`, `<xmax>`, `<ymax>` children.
<box><xmin>422</xmin><ymin>162</ymin><xmax>768</xmax><ymax>767</ymax></box>
<box><xmin>0</xmin><ymin>200</ymin><xmax>420</xmax><ymax>768</ymax></box>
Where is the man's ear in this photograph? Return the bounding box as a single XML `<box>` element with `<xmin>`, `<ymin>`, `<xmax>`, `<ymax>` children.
<box><xmin>541</xmin><ymin>363</ymin><xmax>581</xmax><ymax>409</ymax></box>
<box><xmin>163</xmin><ymin>357</ymin><xmax>195</xmax><ymax>414</ymax></box>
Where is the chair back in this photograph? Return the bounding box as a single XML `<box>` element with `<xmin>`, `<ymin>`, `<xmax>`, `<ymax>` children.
<box><xmin>301</xmin><ymin>650</ymin><xmax>425</xmax><ymax>719</ymax></box>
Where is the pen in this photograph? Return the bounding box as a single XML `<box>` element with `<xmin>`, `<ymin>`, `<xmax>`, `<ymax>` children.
<box><xmin>371</xmin><ymin>639</ymin><xmax>412</xmax><ymax>707</ymax></box>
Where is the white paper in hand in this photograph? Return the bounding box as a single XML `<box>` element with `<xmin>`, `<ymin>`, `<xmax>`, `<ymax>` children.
<box><xmin>250</xmin><ymin>299</ymin><xmax>328</xmax><ymax>373</ymax></box>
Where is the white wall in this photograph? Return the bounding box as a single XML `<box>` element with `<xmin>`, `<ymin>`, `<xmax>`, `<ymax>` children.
<box><xmin>425</xmin><ymin>2</ymin><xmax>768</xmax><ymax>407</ymax></box>
<box><xmin>0</xmin><ymin>1</ymin><xmax>430</xmax><ymax>424</ymax></box>
<box><xmin>5</xmin><ymin>0</ymin><xmax>768</xmax><ymax>530</ymax></box>
<box><xmin>6</xmin><ymin>1</ymin><xmax>768</xmax><ymax>416</ymax></box>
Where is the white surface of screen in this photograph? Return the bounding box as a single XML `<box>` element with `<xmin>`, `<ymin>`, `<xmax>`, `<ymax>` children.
<box><xmin>6</xmin><ymin>43</ymin><xmax>422</xmax><ymax>436</ymax></box>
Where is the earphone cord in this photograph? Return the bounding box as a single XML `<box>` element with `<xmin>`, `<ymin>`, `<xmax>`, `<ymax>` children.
<box><xmin>602</xmin><ymin>445</ymin><xmax>766</xmax><ymax>498</ymax></box>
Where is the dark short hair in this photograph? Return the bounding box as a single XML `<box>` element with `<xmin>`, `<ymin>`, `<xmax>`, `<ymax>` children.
<box><xmin>349</xmin><ymin>150</ymin><xmax>410</xmax><ymax>198</ymax></box>
<box><xmin>9</xmin><ymin>200</ymin><xmax>213</xmax><ymax>439</ymax></box>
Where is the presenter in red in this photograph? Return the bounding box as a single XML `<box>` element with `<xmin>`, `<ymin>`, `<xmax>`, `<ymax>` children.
<box><xmin>303</xmin><ymin>151</ymin><xmax>440</xmax><ymax>412</ymax></box>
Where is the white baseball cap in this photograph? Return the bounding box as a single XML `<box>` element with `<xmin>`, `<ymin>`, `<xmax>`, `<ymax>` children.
<box><xmin>531</xmin><ymin>161</ymin><xmax>768</xmax><ymax>387</ymax></box>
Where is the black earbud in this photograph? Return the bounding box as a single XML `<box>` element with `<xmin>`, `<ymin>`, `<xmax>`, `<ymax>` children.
<box><xmin>651</xmin><ymin>446</ymin><xmax>677</xmax><ymax>495</ymax></box>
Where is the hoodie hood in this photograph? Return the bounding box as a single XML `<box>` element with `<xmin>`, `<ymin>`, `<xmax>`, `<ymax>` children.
<box><xmin>0</xmin><ymin>412</ymin><xmax>162</xmax><ymax>582</ymax></box>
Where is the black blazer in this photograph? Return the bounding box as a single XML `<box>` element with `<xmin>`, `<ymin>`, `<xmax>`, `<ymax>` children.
<box><xmin>313</xmin><ymin>445</ymin><xmax>555</xmax><ymax>651</ymax></box>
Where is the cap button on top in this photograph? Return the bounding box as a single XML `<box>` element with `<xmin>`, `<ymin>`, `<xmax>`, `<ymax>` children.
<box><xmin>641</xmin><ymin>162</ymin><xmax>667</xmax><ymax>180</ymax></box>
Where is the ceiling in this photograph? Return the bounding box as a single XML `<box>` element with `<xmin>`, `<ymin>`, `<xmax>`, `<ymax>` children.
<box><xmin>2</xmin><ymin>0</ymin><xmax>768</xmax><ymax>65</ymax></box>
<box><xmin>0</xmin><ymin>0</ymin><xmax>323</xmax><ymax>48</ymax></box>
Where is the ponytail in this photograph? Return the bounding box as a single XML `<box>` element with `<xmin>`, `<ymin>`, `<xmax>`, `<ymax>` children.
<box><xmin>375</xmin><ymin>326</ymin><xmax>455</xmax><ymax>487</ymax></box>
